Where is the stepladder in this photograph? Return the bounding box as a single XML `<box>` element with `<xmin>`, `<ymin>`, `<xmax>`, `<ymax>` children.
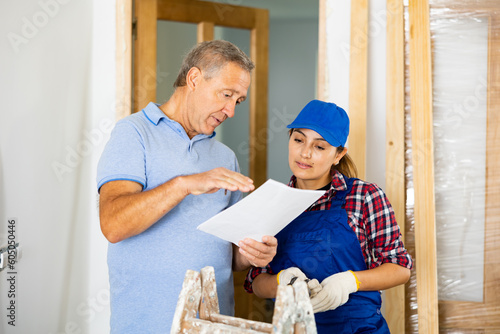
<box><xmin>170</xmin><ymin>266</ymin><xmax>317</xmax><ymax>334</ymax></box>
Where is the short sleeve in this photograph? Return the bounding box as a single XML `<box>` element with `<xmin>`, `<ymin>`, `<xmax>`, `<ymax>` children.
<box><xmin>96</xmin><ymin>120</ymin><xmax>147</xmax><ymax>191</ymax></box>
<box><xmin>226</xmin><ymin>155</ymin><xmax>243</xmax><ymax>207</ymax></box>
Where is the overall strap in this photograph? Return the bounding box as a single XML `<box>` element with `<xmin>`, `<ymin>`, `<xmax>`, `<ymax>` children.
<box><xmin>330</xmin><ymin>175</ymin><xmax>357</xmax><ymax>209</ymax></box>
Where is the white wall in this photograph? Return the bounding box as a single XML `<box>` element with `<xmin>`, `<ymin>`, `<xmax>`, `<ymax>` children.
<box><xmin>325</xmin><ymin>0</ymin><xmax>387</xmax><ymax>188</ymax></box>
<box><xmin>0</xmin><ymin>0</ymin><xmax>113</xmax><ymax>332</ymax></box>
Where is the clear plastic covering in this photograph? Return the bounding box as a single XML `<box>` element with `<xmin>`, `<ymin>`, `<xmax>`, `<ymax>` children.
<box><xmin>404</xmin><ymin>1</ymin><xmax>500</xmax><ymax>332</ymax></box>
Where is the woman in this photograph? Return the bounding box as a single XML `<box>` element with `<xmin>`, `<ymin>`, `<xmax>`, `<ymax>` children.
<box><xmin>244</xmin><ymin>100</ymin><xmax>412</xmax><ymax>333</ymax></box>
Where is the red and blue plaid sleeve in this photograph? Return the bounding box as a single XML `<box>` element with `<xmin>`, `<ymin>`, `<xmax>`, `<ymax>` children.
<box><xmin>348</xmin><ymin>181</ymin><xmax>413</xmax><ymax>270</ymax></box>
<box><xmin>244</xmin><ymin>265</ymin><xmax>275</xmax><ymax>293</ymax></box>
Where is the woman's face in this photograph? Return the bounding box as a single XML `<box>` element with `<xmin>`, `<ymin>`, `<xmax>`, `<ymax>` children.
<box><xmin>288</xmin><ymin>128</ymin><xmax>345</xmax><ymax>190</ymax></box>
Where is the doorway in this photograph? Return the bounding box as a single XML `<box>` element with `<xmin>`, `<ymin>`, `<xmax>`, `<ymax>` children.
<box><xmin>117</xmin><ymin>0</ymin><xmax>319</xmax><ymax>322</ymax></box>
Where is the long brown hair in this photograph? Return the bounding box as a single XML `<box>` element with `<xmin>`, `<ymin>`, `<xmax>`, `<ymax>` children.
<box><xmin>333</xmin><ymin>146</ymin><xmax>358</xmax><ymax>178</ymax></box>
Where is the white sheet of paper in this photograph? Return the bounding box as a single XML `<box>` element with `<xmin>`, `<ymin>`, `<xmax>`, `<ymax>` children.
<box><xmin>197</xmin><ymin>179</ymin><xmax>325</xmax><ymax>244</ymax></box>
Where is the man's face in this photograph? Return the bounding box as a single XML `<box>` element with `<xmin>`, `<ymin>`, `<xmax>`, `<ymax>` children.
<box><xmin>185</xmin><ymin>62</ymin><xmax>251</xmax><ymax>138</ymax></box>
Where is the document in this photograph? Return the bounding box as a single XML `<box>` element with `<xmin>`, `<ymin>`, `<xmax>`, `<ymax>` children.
<box><xmin>197</xmin><ymin>179</ymin><xmax>325</xmax><ymax>244</ymax></box>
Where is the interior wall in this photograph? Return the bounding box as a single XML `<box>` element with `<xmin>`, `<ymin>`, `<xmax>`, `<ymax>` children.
<box><xmin>266</xmin><ymin>18</ymin><xmax>319</xmax><ymax>183</ymax></box>
<box><xmin>0</xmin><ymin>1</ymin><xmax>114</xmax><ymax>333</ymax></box>
<box><xmin>156</xmin><ymin>21</ymin><xmax>197</xmax><ymax>105</ymax></box>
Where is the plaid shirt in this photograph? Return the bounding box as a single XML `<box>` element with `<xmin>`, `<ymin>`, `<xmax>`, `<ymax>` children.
<box><xmin>244</xmin><ymin>170</ymin><xmax>413</xmax><ymax>293</ymax></box>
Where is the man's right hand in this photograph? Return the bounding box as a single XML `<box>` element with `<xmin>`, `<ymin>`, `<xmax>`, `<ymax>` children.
<box><xmin>181</xmin><ymin>167</ymin><xmax>254</xmax><ymax>195</ymax></box>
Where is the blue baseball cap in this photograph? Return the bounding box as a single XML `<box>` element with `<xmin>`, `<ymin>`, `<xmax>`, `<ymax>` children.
<box><xmin>287</xmin><ymin>100</ymin><xmax>350</xmax><ymax>147</ymax></box>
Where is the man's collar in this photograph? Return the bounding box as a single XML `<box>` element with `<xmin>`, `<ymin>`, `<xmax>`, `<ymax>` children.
<box><xmin>142</xmin><ymin>102</ymin><xmax>166</xmax><ymax>125</ymax></box>
<box><xmin>142</xmin><ymin>102</ymin><xmax>216</xmax><ymax>140</ymax></box>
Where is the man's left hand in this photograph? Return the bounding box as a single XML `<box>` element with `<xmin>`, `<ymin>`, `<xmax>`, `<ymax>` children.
<box><xmin>237</xmin><ymin>235</ymin><xmax>277</xmax><ymax>268</ymax></box>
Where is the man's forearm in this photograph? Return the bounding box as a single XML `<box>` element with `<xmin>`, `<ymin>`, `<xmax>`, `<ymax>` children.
<box><xmin>100</xmin><ymin>167</ymin><xmax>256</xmax><ymax>244</ymax></box>
<box><xmin>99</xmin><ymin>177</ymin><xmax>188</xmax><ymax>243</ymax></box>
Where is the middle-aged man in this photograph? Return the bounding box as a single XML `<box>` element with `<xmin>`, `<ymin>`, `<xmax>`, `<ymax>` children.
<box><xmin>97</xmin><ymin>40</ymin><xmax>277</xmax><ymax>333</ymax></box>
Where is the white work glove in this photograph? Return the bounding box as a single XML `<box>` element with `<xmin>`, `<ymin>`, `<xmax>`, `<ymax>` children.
<box><xmin>277</xmin><ymin>267</ymin><xmax>323</xmax><ymax>297</ymax></box>
<box><xmin>306</xmin><ymin>278</ymin><xmax>322</xmax><ymax>298</ymax></box>
<box><xmin>310</xmin><ymin>271</ymin><xmax>359</xmax><ymax>313</ymax></box>
<box><xmin>277</xmin><ymin>267</ymin><xmax>307</xmax><ymax>286</ymax></box>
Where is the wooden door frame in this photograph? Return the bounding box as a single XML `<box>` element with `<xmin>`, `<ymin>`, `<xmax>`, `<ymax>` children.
<box><xmin>385</xmin><ymin>1</ymin><xmax>406</xmax><ymax>333</ymax></box>
<box><xmin>408</xmin><ymin>1</ymin><xmax>440</xmax><ymax>332</ymax></box>
<box><xmin>116</xmin><ymin>0</ymin><xmax>133</xmax><ymax>121</ymax></box>
<box><xmin>348</xmin><ymin>0</ymin><xmax>368</xmax><ymax>180</ymax></box>
<box><xmin>116</xmin><ymin>0</ymin><xmax>268</xmax><ymax>189</ymax></box>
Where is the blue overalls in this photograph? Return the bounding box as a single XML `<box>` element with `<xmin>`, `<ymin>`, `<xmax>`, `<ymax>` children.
<box><xmin>269</xmin><ymin>177</ymin><xmax>390</xmax><ymax>333</ymax></box>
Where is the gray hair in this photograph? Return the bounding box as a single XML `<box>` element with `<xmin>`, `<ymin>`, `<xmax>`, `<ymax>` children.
<box><xmin>173</xmin><ymin>40</ymin><xmax>254</xmax><ymax>88</ymax></box>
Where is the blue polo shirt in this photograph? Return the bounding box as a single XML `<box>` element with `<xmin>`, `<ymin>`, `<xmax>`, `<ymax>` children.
<box><xmin>97</xmin><ymin>102</ymin><xmax>242</xmax><ymax>333</ymax></box>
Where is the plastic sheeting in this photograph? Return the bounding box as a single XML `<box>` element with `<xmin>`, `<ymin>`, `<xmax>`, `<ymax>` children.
<box><xmin>431</xmin><ymin>7</ymin><xmax>488</xmax><ymax>305</ymax></box>
<box><xmin>404</xmin><ymin>1</ymin><xmax>500</xmax><ymax>332</ymax></box>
